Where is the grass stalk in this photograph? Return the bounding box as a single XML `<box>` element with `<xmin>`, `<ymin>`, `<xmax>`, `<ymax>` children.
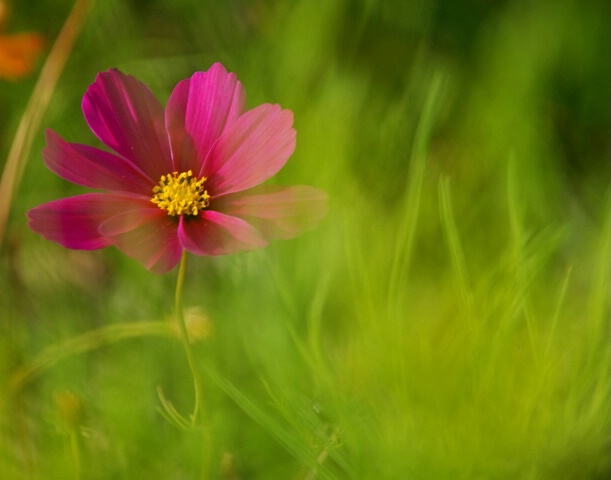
<box><xmin>0</xmin><ymin>0</ymin><xmax>96</xmax><ymax>249</ymax></box>
<box><xmin>386</xmin><ymin>74</ymin><xmax>444</xmax><ymax>316</ymax></box>
<box><xmin>438</xmin><ymin>176</ymin><xmax>474</xmax><ymax>316</ymax></box>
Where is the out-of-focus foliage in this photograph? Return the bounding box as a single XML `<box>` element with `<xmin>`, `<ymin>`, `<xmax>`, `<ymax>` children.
<box><xmin>1</xmin><ymin>0</ymin><xmax>608</xmax><ymax>479</ymax></box>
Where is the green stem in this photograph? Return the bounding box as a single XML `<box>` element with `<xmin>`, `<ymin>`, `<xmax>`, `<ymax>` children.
<box><xmin>174</xmin><ymin>250</ymin><xmax>213</xmax><ymax>477</ymax></box>
<box><xmin>174</xmin><ymin>250</ymin><xmax>203</xmax><ymax>423</ymax></box>
<box><xmin>69</xmin><ymin>430</ymin><xmax>81</xmax><ymax>480</ymax></box>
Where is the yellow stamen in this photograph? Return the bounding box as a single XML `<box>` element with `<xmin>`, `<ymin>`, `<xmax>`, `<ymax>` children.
<box><xmin>151</xmin><ymin>170</ymin><xmax>210</xmax><ymax>216</ymax></box>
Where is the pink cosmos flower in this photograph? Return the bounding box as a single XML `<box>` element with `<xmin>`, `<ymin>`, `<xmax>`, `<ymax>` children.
<box><xmin>27</xmin><ymin>63</ymin><xmax>327</xmax><ymax>273</ymax></box>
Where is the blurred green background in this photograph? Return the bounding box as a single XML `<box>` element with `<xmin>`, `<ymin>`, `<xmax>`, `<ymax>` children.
<box><xmin>1</xmin><ymin>0</ymin><xmax>609</xmax><ymax>478</ymax></box>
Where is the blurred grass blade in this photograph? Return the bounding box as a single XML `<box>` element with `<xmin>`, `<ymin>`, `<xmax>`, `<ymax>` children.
<box><xmin>587</xmin><ymin>195</ymin><xmax>611</xmax><ymax>325</ymax></box>
<box><xmin>506</xmin><ymin>153</ymin><xmax>523</xmax><ymax>253</ymax></box>
<box><xmin>261</xmin><ymin>379</ymin><xmax>354</xmax><ymax>478</ymax></box>
<box><xmin>8</xmin><ymin>320</ymin><xmax>173</xmax><ymax>396</ymax></box>
<box><xmin>506</xmin><ymin>154</ymin><xmax>539</xmax><ymax>357</ymax></box>
<box><xmin>438</xmin><ymin>176</ymin><xmax>474</xmax><ymax>315</ymax></box>
<box><xmin>543</xmin><ymin>266</ymin><xmax>571</xmax><ymax>361</ymax></box>
<box><xmin>156</xmin><ymin>386</ymin><xmax>194</xmax><ymax>431</ymax></box>
<box><xmin>387</xmin><ymin>73</ymin><xmax>444</xmax><ymax>313</ymax></box>
<box><xmin>205</xmin><ymin>366</ymin><xmax>343</xmax><ymax>480</ymax></box>
<box><xmin>0</xmin><ymin>0</ymin><xmax>96</xmax><ymax>249</ymax></box>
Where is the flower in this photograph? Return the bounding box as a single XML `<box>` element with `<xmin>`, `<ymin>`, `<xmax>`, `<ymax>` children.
<box><xmin>27</xmin><ymin>63</ymin><xmax>327</xmax><ymax>273</ymax></box>
<box><xmin>0</xmin><ymin>32</ymin><xmax>44</xmax><ymax>80</ymax></box>
<box><xmin>0</xmin><ymin>1</ymin><xmax>44</xmax><ymax>80</ymax></box>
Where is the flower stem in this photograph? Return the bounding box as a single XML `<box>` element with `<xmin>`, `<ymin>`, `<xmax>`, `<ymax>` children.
<box><xmin>174</xmin><ymin>250</ymin><xmax>203</xmax><ymax>423</ymax></box>
<box><xmin>174</xmin><ymin>250</ymin><xmax>213</xmax><ymax>477</ymax></box>
<box><xmin>69</xmin><ymin>430</ymin><xmax>81</xmax><ymax>480</ymax></box>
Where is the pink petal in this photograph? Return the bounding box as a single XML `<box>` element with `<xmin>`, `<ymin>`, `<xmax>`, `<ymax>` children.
<box><xmin>27</xmin><ymin>193</ymin><xmax>143</xmax><ymax>250</ymax></box>
<box><xmin>178</xmin><ymin>210</ymin><xmax>267</xmax><ymax>256</ymax></box>
<box><xmin>166</xmin><ymin>63</ymin><xmax>246</xmax><ymax>173</ymax></box>
<box><xmin>202</xmin><ymin>104</ymin><xmax>296</xmax><ymax>196</ymax></box>
<box><xmin>214</xmin><ymin>185</ymin><xmax>328</xmax><ymax>239</ymax></box>
<box><xmin>43</xmin><ymin>129</ymin><xmax>155</xmax><ymax>195</ymax></box>
<box><xmin>82</xmin><ymin>69</ymin><xmax>172</xmax><ymax>181</ymax></box>
<box><xmin>98</xmin><ymin>207</ymin><xmax>182</xmax><ymax>274</ymax></box>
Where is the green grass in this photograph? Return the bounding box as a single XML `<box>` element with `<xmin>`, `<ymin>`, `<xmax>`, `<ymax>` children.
<box><xmin>1</xmin><ymin>0</ymin><xmax>609</xmax><ymax>478</ymax></box>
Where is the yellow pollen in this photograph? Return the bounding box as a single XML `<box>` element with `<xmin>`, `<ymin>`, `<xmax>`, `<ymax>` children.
<box><xmin>151</xmin><ymin>170</ymin><xmax>210</xmax><ymax>216</ymax></box>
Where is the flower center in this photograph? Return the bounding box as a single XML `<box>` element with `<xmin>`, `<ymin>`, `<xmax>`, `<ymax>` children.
<box><xmin>151</xmin><ymin>170</ymin><xmax>210</xmax><ymax>216</ymax></box>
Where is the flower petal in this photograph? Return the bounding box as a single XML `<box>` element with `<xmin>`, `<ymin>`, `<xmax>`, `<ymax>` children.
<box><xmin>82</xmin><ymin>69</ymin><xmax>172</xmax><ymax>181</ymax></box>
<box><xmin>43</xmin><ymin>129</ymin><xmax>155</xmax><ymax>195</ymax></box>
<box><xmin>214</xmin><ymin>185</ymin><xmax>328</xmax><ymax>239</ymax></box>
<box><xmin>99</xmin><ymin>207</ymin><xmax>182</xmax><ymax>274</ymax></box>
<box><xmin>166</xmin><ymin>63</ymin><xmax>246</xmax><ymax>173</ymax></box>
<box><xmin>178</xmin><ymin>210</ymin><xmax>267</xmax><ymax>256</ymax></box>
<box><xmin>27</xmin><ymin>193</ymin><xmax>142</xmax><ymax>250</ymax></box>
<box><xmin>202</xmin><ymin>104</ymin><xmax>296</xmax><ymax>196</ymax></box>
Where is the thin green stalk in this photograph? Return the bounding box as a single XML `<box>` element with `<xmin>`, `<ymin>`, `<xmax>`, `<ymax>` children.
<box><xmin>439</xmin><ymin>177</ymin><xmax>474</xmax><ymax>316</ymax></box>
<box><xmin>387</xmin><ymin>73</ymin><xmax>443</xmax><ymax>316</ymax></box>
<box><xmin>303</xmin><ymin>448</ymin><xmax>329</xmax><ymax>480</ymax></box>
<box><xmin>69</xmin><ymin>430</ymin><xmax>81</xmax><ymax>480</ymax></box>
<box><xmin>0</xmin><ymin>0</ymin><xmax>96</xmax><ymax>249</ymax></box>
<box><xmin>9</xmin><ymin>321</ymin><xmax>173</xmax><ymax>396</ymax></box>
<box><xmin>507</xmin><ymin>155</ymin><xmax>539</xmax><ymax>363</ymax></box>
<box><xmin>174</xmin><ymin>250</ymin><xmax>203</xmax><ymax>423</ymax></box>
<box><xmin>172</xmin><ymin>250</ymin><xmax>212</xmax><ymax>478</ymax></box>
